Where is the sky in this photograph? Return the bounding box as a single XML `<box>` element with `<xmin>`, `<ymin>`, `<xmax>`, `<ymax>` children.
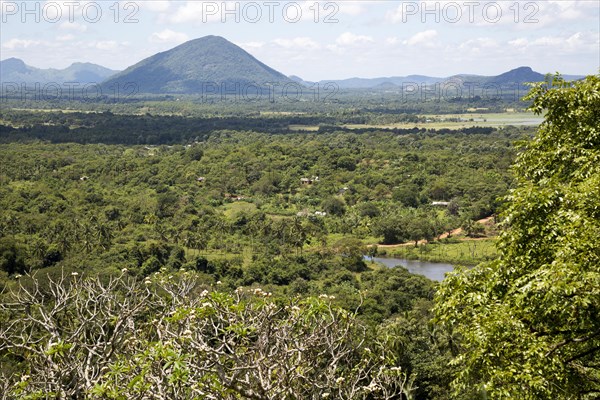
<box><xmin>1</xmin><ymin>0</ymin><xmax>599</xmax><ymax>81</ymax></box>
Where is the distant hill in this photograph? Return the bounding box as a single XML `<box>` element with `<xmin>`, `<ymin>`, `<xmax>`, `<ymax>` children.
<box><xmin>445</xmin><ymin>66</ymin><xmax>543</xmax><ymax>86</ymax></box>
<box><xmin>318</xmin><ymin>67</ymin><xmax>584</xmax><ymax>89</ymax></box>
<box><xmin>102</xmin><ymin>36</ymin><xmax>293</xmax><ymax>94</ymax></box>
<box><xmin>322</xmin><ymin>75</ymin><xmax>444</xmax><ymax>89</ymax></box>
<box><xmin>488</xmin><ymin>66</ymin><xmax>545</xmax><ymax>84</ymax></box>
<box><xmin>0</xmin><ymin>58</ymin><xmax>119</xmax><ymax>84</ymax></box>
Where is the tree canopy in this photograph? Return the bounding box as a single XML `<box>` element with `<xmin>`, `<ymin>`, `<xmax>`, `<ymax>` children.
<box><xmin>436</xmin><ymin>75</ymin><xmax>600</xmax><ymax>398</ymax></box>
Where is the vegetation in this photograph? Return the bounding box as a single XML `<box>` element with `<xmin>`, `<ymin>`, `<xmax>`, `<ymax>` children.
<box><xmin>0</xmin><ymin>128</ymin><xmax>520</xmax><ymax>286</ymax></box>
<box><xmin>0</xmin><ymin>271</ymin><xmax>416</xmax><ymax>399</ymax></box>
<box><xmin>436</xmin><ymin>75</ymin><xmax>600</xmax><ymax>398</ymax></box>
<box><xmin>384</xmin><ymin>239</ymin><xmax>498</xmax><ymax>266</ymax></box>
<box><xmin>0</xmin><ymin>73</ymin><xmax>597</xmax><ymax>398</ymax></box>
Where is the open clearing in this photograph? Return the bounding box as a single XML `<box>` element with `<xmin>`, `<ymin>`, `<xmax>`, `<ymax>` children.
<box><xmin>287</xmin><ymin>112</ymin><xmax>543</xmax><ymax>132</ymax></box>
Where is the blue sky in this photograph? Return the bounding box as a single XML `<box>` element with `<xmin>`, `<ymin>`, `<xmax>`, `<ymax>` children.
<box><xmin>1</xmin><ymin>0</ymin><xmax>599</xmax><ymax>80</ymax></box>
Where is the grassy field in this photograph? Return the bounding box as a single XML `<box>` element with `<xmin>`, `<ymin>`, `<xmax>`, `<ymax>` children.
<box><xmin>288</xmin><ymin>124</ymin><xmax>320</xmax><ymax>131</ymax></box>
<box><xmin>379</xmin><ymin>239</ymin><xmax>499</xmax><ymax>266</ymax></box>
<box><xmin>287</xmin><ymin>112</ymin><xmax>543</xmax><ymax>132</ymax></box>
<box><xmin>342</xmin><ymin>112</ymin><xmax>543</xmax><ymax>130</ymax></box>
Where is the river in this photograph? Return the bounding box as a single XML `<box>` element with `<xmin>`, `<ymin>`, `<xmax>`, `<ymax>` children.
<box><xmin>366</xmin><ymin>257</ymin><xmax>454</xmax><ymax>282</ymax></box>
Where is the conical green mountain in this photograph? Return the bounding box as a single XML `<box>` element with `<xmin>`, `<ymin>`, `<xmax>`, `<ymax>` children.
<box><xmin>102</xmin><ymin>35</ymin><xmax>292</xmax><ymax>94</ymax></box>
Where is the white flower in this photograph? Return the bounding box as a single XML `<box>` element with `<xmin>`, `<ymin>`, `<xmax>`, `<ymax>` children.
<box><xmin>216</xmin><ymin>280</ymin><xmax>222</xmax><ymax>285</ymax></box>
<box><xmin>121</xmin><ymin>268</ymin><xmax>128</xmax><ymax>273</ymax></box>
<box><xmin>322</xmin><ymin>393</ymin><xmax>330</xmax><ymax>398</ymax></box>
<box><xmin>144</xmin><ymin>280</ymin><xmax>152</xmax><ymax>285</ymax></box>
<box><xmin>200</xmin><ymin>290</ymin><xmax>209</xmax><ymax>297</ymax></box>
<box><xmin>336</xmin><ymin>377</ymin><xmax>345</xmax><ymax>384</ymax></box>
<box><xmin>71</xmin><ymin>272</ymin><xmax>79</xmax><ymax>276</ymax></box>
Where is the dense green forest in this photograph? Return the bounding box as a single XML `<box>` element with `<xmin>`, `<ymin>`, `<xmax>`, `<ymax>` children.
<box><xmin>0</xmin><ymin>128</ymin><xmax>521</xmax><ymax>283</ymax></box>
<box><xmin>0</xmin><ymin>75</ymin><xmax>598</xmax><ymax>399</ymax></box>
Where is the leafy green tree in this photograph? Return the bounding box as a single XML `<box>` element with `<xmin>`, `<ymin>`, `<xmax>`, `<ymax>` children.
<box><xmin>357</xmin><ymin>202</ymin><xmax>381</xmax><ymax>218</ymax></box>
<box><xmin>436</xmin><ymin>75</ymin><xmax>600</xmax><ymax>399</ymax></box>
<box><xmin>336</xmin><ymin>155</ymin><xmax>357</xmax><ymax>171</ymax></box>
<box><xmin>373</xmin><ymin>212</ymin><xmax>407</xmax><ymax>245</ymax></box>
<box><xmin>393</xmin><ymin>185</ymin><xmax>420</xmax><ymax>208</ymax></box>
<box><xmin>322</xmin><ymin>196</ymin><xmax>346</xmax><ymax>216</ymax></box>
<box><xmin>405</xmin><ymin>214</ymin><xmax>435</xmax><ymax>247</ymax></box>
<box><xmin>460</xmin><ymin>219</ymin><xmax>485</xmax><ymax>238</ymax></box>
<box><xmin>332</xmin><ymin>237</ymin><xmax>367</xmax><ymax>272</ymax></box>
<box><xmin>0</xmin><ymin>238</ymin><xmax>27</xmax><ymax>275</ymax></box>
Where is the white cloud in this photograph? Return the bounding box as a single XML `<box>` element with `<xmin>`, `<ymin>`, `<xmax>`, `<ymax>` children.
<box><xmin>507</xmin><ymin>31</ymin><xmax>598</xmax><ymax>54</ymax></box>
<box><xmin>542</xmin><ymin>1</ymin><xmax>598</xmax><ymax>21</ymax></box>
<box><xmin>385</xmin><ymin>4</ymin><xmax>406</xmax><ymax>24</ymax></box>
<box><xmin>2</xmin><ymin>39</ymin><xmax>41</xmax><ymax>49</ymax></box>
<box><xmin>386</xmin><ymin>37</ymin><xmax>400</xmax><ymax>46</ymax></box>
<box><xmin>531</xmin><ymin>36</ymin><xmax>564</xmax><ymax>47</ymax></box>
<box><xmin>59</xmin><ymin>22</ymin><xmax>88</xmax><ymax>32</ymax></box>
<box><xmin>149</xmin><ymin>29</ymin><xmax>189</xmax><ymax>44</ymax></box>
<box><xmin>403</xmin><ymin>30</ymin><xmax>438</xmax><ymax>46</ymax></box>
<box><xmin>459</xmin><ymin>37</ymin><xmax>497</xmax><ymax>49</ymax></box>
<box><xmin>238</xmin><ymin>41</ymin><xmax>265</xmax><ymax>50</ymax></box>
<box><xmin>95</xmin><ymin>41</ymin><xmax>118</xmax><ymax>51</ymax></box>
<box><xmin>509</xmin><ymin>38</ymin><xmax>529</xmax><ymax>48</ymax></box>
<box><xmin>56</xmin><ymin>34</ymin><xmax>75</xmax><ymax>42</ymax></box>
<box><xmin>336</xmin><ymin>32</ymin><xmax>373</xmax><ymax>46</ymax></box>
<box><xmin>273</xmin><ymin>37</ymin><xmax>320</xmax><ymax>50</ymax></box>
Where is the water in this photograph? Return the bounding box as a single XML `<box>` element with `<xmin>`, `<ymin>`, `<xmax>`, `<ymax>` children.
<box><xmin>365</xmin><ymin>257</ymin><xmax>454</xmax><ymax>282</ymax></box>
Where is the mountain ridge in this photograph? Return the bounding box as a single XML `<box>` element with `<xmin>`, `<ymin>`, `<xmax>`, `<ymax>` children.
<box><xmin>0</xmin><ymin>58</ymin><xmax>119</xmax><ymax>85</ymax></box>
<box><xmin>312</xmin><ymin>66</ymin><xmax>584</xmax><ymax>89</ymax></box>
<box><xmin>1</xmin><ymin>36</ymin><xmax>587</xmax><ymax>92</ymax></box>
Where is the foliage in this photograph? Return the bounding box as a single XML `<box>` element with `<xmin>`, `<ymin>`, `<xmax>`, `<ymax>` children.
<box><xmin>388</xmin><ymin>239</ymin><xmax>498</xmax><ymax>266</ymax></box>
<box><xmin>0</xmin><ymin>90</ymin><xmax>548</xmax><ymax>399</ymax></box>
<box><xmin>435</xmin><ymin>74</ymin><xmax>600</xmax><ymax>398</ymax></box>
<box><xmin>1</xmin><ymin>271</ymin><xmax>414</xmax><ymax>399</ymax></box>
<box><xmin>0</xmin><ymin>128</ymin><xmax>520</xmax><ymax>282</ymax></box>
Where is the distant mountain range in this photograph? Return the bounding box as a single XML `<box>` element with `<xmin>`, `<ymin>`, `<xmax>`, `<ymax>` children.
<box><xmin>296</xmin><ymin>67</ymin><xmax>584</xmax><ymax>89</ymax></box>
<box><xmin>1</xmin><ymin>35</ymin><xmax>586</xmax><ymax>94</ymax></box>
<box><xmin>290</xmin><ymin>74</ymin><xmax>445</xmax><ymax>89</ymax></box>
<box><xmin>0</xmin><ymin>58</ymin><xmax>119</xmax><ymax>85</ymax></box>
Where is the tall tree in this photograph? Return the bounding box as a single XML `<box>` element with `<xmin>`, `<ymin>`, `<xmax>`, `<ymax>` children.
<box><xmin>436</xmin><ymin>75</ymin><xmax>600</xmax><ymax>399</ymax></box>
